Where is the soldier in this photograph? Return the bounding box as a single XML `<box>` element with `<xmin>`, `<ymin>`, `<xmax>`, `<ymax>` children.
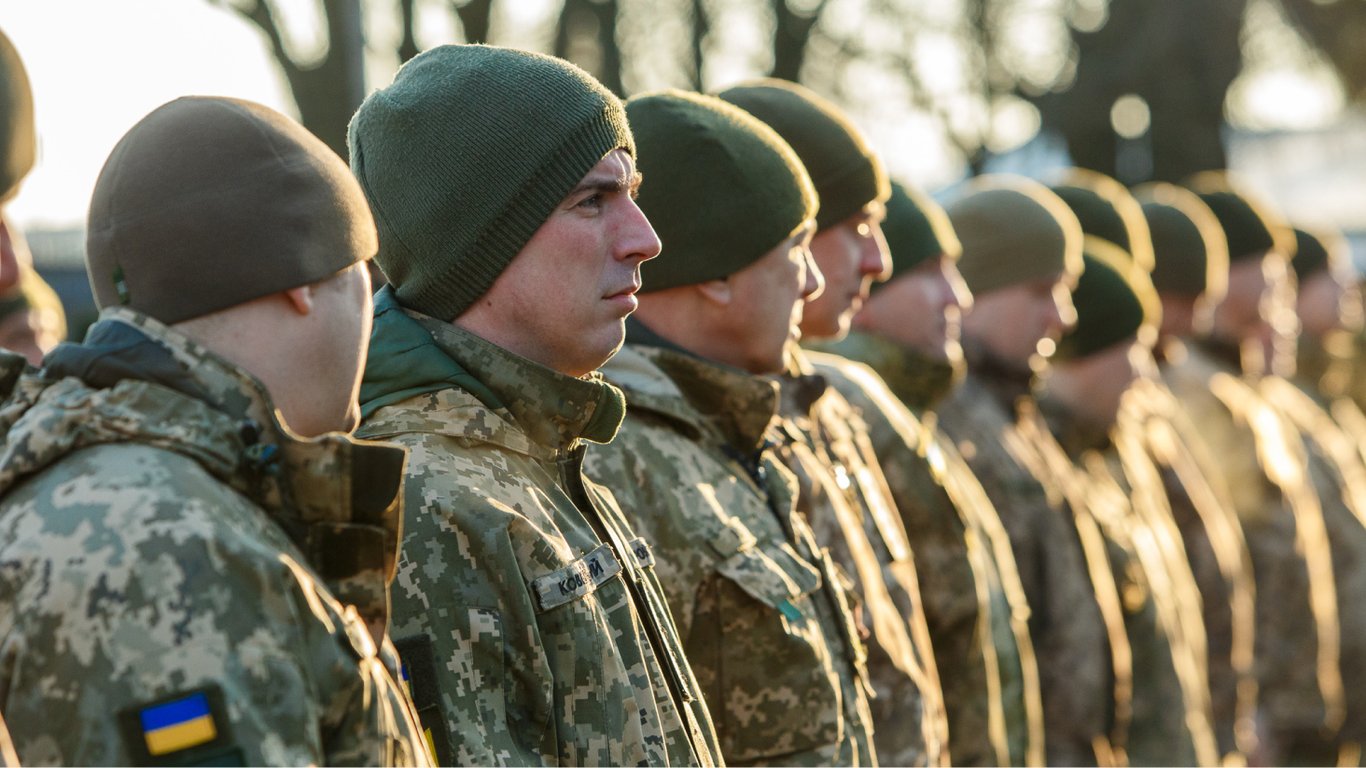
<box><xmin>719</xmin><ymin>78</ymin><xmax>948</xmax><ymax>766</ymax></box>
<box><xmin>932</xmin><ymin>176</ymin><xmax>1121</xmax><ymax>766</ymax></box>
<box><xmin>0</xmin><ymin>26</ymin><xmax>34</xmax><ymax>295</ymax></box>
<box><xmin>815</xmin><ymin>181</ymin><xmax>1044</xmax><ymax>766</ymax></box>
<box><xmin>1134</xmin><ymin>182</ymin><xmax>1259</xmax><ymax>763</ymax></box>
<box><xmin>1041</xmin><ymin>242</ymin><xmax>1221</xmax><ymax>766</ymax></box>
<box><xmin>1160</xmin><ymin>175</ymin><xmax>1344</xmax><ymax>765</ymax></box>
<box><xmin>583</xmin><ymin>89</ymin><xmax>879</xmax><ymax>766</ymax></box>
<box><xmin>349</xmin><ymin>46</ymin><xmax>720</xmax><ymax>766</ymax></box>
<box><xmin>0</xmin><ymin>97</ymin><xmax>430</xmax><ymax>764</ymax></box>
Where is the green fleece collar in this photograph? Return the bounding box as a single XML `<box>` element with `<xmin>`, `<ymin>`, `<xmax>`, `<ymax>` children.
<box><xmin>361</xmin><ymin>286</ymin><xmax>625</xmax><ymax>449</ymax></box>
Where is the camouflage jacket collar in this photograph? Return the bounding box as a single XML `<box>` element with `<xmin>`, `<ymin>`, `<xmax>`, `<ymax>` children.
<box><xmin>807</xmin><ymin>331</ymin><xmax>961</xmax><ymax>412</ymax></box>
<box><xmin>362</xmin><ymin>286</ymin><xmax>625</xmax><ymax>455</ymax></box>
<box><xmin>604</xmin><ymin>342</ymin><xmax>779</xmax><ymax>455</ymax></box>
<box><xmin>1038</xmin><ymin>389</ymin><xmax>1112</xmax><ymax>459</ymax></box>
<box><xmin>10</xmin><ymin>308</ymin><xmax>406</xmax><ymax>631</ymax></box>
<box><xmin>961</xmin><ymin>335</ymin><xmax>1035</xmax><ymax>412</ymax></box>
<box><xmin>775</xmin><ymin>344</ymin><xmax>830</xmax><ymax>420</ymax></box>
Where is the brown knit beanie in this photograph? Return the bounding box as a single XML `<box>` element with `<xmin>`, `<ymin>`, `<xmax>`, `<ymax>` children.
<box><xmin>947</xmin><ymin>175</ymin><xmax>1084</xmax><ymax>296</ymax></box>
<box><xmin>86</xmin><ymin>97</ymin><xmax>376</xmax><ymax>324</ymax></box>
<box><xmin>0</xmin><ymin>27</ymin><xmax>35</xmax><ymax>204</ymax></box>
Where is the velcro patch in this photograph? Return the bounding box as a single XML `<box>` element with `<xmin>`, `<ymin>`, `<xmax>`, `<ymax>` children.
<box><xmin>394</xmin><ymin>634</ymin><xmax>454</xmax><ymax>765</ymax></box>
<box><xmin>530</xmin><ymin>544</ymin><xmax>621</xmax><ymax>612</ymax></box>
<box><xmin>118</xmin><ymin>685</ymin><xmax>243</xmax><ymax>766</ymax></box>
<box><xmin>627</xmin><ymin>537</ymin><xmax>656</xmax><ymax>569</ymax></box>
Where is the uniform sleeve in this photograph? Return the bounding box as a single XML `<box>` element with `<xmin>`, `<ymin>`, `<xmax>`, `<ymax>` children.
<box><xmin>0</xmin><ymin>455</ymin><xmax>370</xmax><ymax>765</ymax></box>
<box><xmin>385</xmin><ymin>431</ymin><xmax>552</xmax><ymax>767</ymax></box>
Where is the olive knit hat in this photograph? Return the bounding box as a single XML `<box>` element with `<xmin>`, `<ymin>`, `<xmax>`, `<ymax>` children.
<box><xmin>716</xmin><ymin>78</ymin><xmax>889</xmax><ymax>231</ymax></box>
<box><xmin>627</xmin><ymin>90</ymin><xmax>817</xmax><ymax>292</ymax></box>
<box><xmin>86</xmin><ymin>97</ymin><xmax>376</xmax><ymax>324</ymax></box>
<box><xmin>1056</xmin><ymin>237</ymin><xmax>1159</xmax><ymax>360</ymax></box>
<box><xmin>1187</xmin><ymin>172</ymin><xmax>1294</xmax><ymax>263</ymax></box>
<box><xmin>349</xmin><ymin>44</ymin><xmax>634</xmax><ymax>320</ymax></box>
<box><xmin>1133</xmin><ymin>182</ymin><xmax>1228</xmax><ymax>303</ymax></box>
<box><xmin>946</xmin><ymin>175</ymin><xmax>1084</xmax><ymax>296</ymax></box>
<box><xmin>1049</xmin><ymin>168</ymin><xmax>1154</xmax><ymax>273</ymax></box>
<box><xmin>872</xmin><ymin>181</ymin><xmax>960</xmax><ymax>293</ymax></box>
<box><xmin>1290</xmin><ymin>226</ymin><xmax>1351</xmax><ymax>282</ymax></box>
<box><xmin>0</xmin><ymin>27</ymin><xmax>35</xmax><ymax>204</ymax></box>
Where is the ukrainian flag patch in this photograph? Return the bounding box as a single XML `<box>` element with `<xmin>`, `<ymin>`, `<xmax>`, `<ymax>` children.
<box><xmin>119</xmin><ymin>685</ymin><xmax>241</xmax><ymax>766</ymax></box>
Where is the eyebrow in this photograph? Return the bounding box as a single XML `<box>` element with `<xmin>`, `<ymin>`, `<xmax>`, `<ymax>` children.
<box><xmin>568</xmin><ymin>170</ymin><xmax>644</xmax><ymax>199</ymax></box>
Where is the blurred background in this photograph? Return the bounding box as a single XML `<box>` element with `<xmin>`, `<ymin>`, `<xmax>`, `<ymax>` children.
<box><xmin>3</xmin><ymin>0</ymin><xmax>1366</xmax><ymax>337</ymax></box>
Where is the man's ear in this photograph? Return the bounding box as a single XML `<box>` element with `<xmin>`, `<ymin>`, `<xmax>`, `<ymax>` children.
<box><xmin>694</xmin><ymin>278</ymin><xmax>732</xmax><ymax>307</ymax></box>
<box><xmin>283</xmin><ymin>285</ymin><xmax>315</xmax><ymax>316</ymax></box>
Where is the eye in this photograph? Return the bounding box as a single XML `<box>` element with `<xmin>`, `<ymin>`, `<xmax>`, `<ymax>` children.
<box><xmin>576</xmin><ymin>193</ymin><xmax>604</xmax><ymax>210</ymax></box>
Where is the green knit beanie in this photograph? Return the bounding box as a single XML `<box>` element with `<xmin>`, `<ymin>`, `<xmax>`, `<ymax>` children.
<box><xmin>87</xmin><ymin>97</ymin><xmax>376</xmax><ymax>325</ymax></box>
<box><xmin>1187</xmin><ymin>173</ymin><xmax>1294</xmax><ymax>263</ymax></box>
<box><xmin>1133</xmin><ymin>182</ymin><xmax>1229</xmax><ymax>303</ymax></box>
<box><xmin>946</xmin><ymin>175</ymin><xmax>1083</xmax><ymax>296</ymax></box>
<box><xmin>1049</xmin><ymin>168</ymin><xmax>1154</xmax><ymax>273</ymax></box>
<box><xmin>0</xmin><ymin>27</ymin><xmax>35</xmax><ymax>204</ymax></box>
<box><xmin>716</xmin><ymin>78</ymin><xmax>889</xmax><ymax>231</ymax></box>
<box><xmin>349</xmin><ymin>44</ymin><xmax>634</xmax><ymax>320</ymax></box>
<box><xmin>626</xmin><ymin>90</ymin><xmax>817</xmax><ymax>292</ymax></box>
<box><xmin>873</xmin><ymin>181</ymin><xmax>960</xmax><ymax>292</ymax></box>
<box><xmin>1290</xmin><ymin>226</ymin><xmax>1351</xmax><ymax>282</ymax></box>
<box><xmin>1057</xmin><ymin>237</ymin><xmax>1159</xmax><ymax>360</ymax></box>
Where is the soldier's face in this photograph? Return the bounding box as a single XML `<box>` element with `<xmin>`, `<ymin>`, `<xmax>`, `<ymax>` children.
<box><xmin>800</xmin><ymin>203</ymin><xmax>889</xmax><ymax>342</ymax></box>
<box><xmin>726</xmin><ymin>223</ymin><xmax>821</xmax><ymax>374</ymax></box>
<box><xmin>457</xmin><ymin>150</ymin><xmax>659</xmax><ymax>377</ymax></box>
<box><xmin>1298</xmin><ymin>269</ymin><xmax>1362</xmax><ymax>339</ymax></box>
<box><xmin>963</xmin><ymin>273</ymin><xmax>1076</xmax><ymax>369</ymax></box>
<box><xmin>854</xmin><ymin>253</ymin><xmax>972</xmax><ymax>363</ymax></box>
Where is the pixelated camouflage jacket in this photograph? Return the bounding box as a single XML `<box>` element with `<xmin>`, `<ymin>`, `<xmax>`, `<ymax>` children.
<box><xmin>934</xmin><ymin>345</ymin><xmax>1115</xmax><ymax>767</ymax></box>
<box><xmin>1112</xmin><ymin>373</ymin><xmax>1259</xmax><ymax>763</ymax></box>
<box><xmin>773</xmin><ymin>345</ymin><xmax>947</xmax><ymax>767</ymax></box>
<box><xmin>356</xmin><ymin>287</ymin><xmax>720</xmax><ymax>767</ymax></box>
<box><xmin>1163</xmin><ymin>340</ymin><xmax>1344</xmax><ymax>761</ymax></box>
<box><xmin>0</xmin><ymin>307</ymin><xmax>431</xmax><ymax>766</ymax></box>
<box><xmin>585</xmin><ymin>338</ymin><xmax>877</xmax><ymax>766</ymax></box>
<box><xmin>1037</xmin><ymin>390</ymin><xmax>1220</xmax><ymax>768</ymax></box>
<box><xmin>1262</xmin><ymin>374</ymin><xmax>1366</xmax><ymax>752</ymax></box>
<box><xmin>809</xmin><ymin>332</ymin><xmax>1044</xmax><ymax>767</ymax></box>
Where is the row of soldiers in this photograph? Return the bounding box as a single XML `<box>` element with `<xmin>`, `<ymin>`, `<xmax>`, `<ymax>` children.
<box><xmin>1</xmin><ymin>26</ymin><xmax>1365</xmax><ymax>768</ymax></box>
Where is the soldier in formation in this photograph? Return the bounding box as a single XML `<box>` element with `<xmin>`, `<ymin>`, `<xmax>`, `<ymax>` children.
<box><xmin>6</xmin><ymin>28</ymin><xmax>1366</xmax><ymax>768</ymax></box>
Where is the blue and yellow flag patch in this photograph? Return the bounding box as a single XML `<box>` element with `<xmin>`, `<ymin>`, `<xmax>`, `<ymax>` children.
<box><xmin>119</xmin><ymin>685</ymin><xmax>241</xmax><ymax>766</ymax></box>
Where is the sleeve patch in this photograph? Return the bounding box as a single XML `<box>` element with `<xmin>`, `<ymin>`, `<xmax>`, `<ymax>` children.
<box><xmin>627</xmin><ymin>537</ymin><xmax>656</xmax><ymax>569</ymax></box>
<box><xmin>394</xmin><ymin>634</ymin><xmax>454</xmax><ymax>765</ymax></box>
<box><xmin>118</xmin><ymin>685</ymin><xmax>243</xmax><ymax>766</ymax></box>
<box><xmin>529</xmin><ymin>543</ymin><xmax>622</xmax><ymax>612</ymax></box>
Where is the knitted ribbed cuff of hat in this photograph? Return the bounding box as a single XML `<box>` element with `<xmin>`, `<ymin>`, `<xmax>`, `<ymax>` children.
<box><xmin>875</xmin><ymin>181</ymin><xmax>959</xmax><ymax>291</ymax></box>
<box><xmin>947</xmin><ymin>176</ymin><xmax>1083</xmax><ymax>296</ymax></box>
<box><xmin>626</xmin><ymin>90</ymin><xmax>817</xmax><ymax>292</ymax></box>
<box><xmin>349</xmin><ymin>45</ymin><xmax>634</xmax><ymax>321</ymax></box>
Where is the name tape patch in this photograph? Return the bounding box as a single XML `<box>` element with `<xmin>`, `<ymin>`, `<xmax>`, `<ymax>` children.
<box><xmin>627</xmin><ymin>537</ymin><xmax>656</xmax><ymax>569</ymax></box>
<box><xmin>530</xmin><ymin>544</ymin><xmax>621</xmax><ymax>611</ymax></box>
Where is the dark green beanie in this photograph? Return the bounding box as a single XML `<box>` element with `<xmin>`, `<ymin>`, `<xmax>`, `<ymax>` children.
<box><xmin>87</xmin><ymin>97</ymin><xmax>376</xmax><ymax>324</ymax></box>
<box><xmin>627</xmin><ymin>90</ymin><xmax>817</xmax><ymax>292</ymax></box>
<box><xmin>716</xmin><ymin>78</ymin><xmax>889</xmax><ymax>231</ymax></box>
<box><xmin>1289</xmin><ymin>226</ymin><xmax>1351</xmax><ymax>283</ymax></box>
<box><xmin>873</xmin><ymin>181</ymin><xmax>959</xmax><ymax>292</ymax></box>
<box><xmin>1057</xmin><ymin>238</ymin><xmax>1158</xmax><ymax>360</ymax></box>
<box><xmin>349</xmin><ymin>44</ymin><xmax>634</xmax><ymax>320</ymax></box>
<box><xmin>0</xmin><ymin>27</ymin><xmax>35</xmax><ymax>204</ymax></box>
<box><xmin>946</xmin><ymin>175</ymin><xmax>1084</xmax><ymax>296</ymax></box>
<box><xmin>1134</xmin><ymin>182</ymin><xmax>1229</xmax><ymax>301</ymax></box>
<box><xmin>1049</xmin><ymin>168</ymin><xmax>1154</xmax><ymax>273</ymax></box>
<box><xmin>1187</xmin><ymin>173</ymin><xmax>1293</xmax><ymax>262</ymax></box>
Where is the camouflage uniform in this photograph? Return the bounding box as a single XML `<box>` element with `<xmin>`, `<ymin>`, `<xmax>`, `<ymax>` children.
<box><xmin>356</xmin><ymin>288</ymin><xmax>720</xmax><ymax>767</ymax></box>
<box><xmin>1035</xmin><ymin>391</ymin><xmax>1220</xmax><ymax>767</ymax></box>
<box><xmin>1114</xmin><ymin>375</ymin><xmax>1259</xmax><ymax>763</ymax></box>
<box><xmin>0</xmin><ymin>308</ymin><xmax>431</xmax><ymax>765</ymax></box>
<box><xmin>936</xmin><ymin>352</ymin><xmax>1115</xmax><ymax>766</ymax></box>
<box><xmin>773</xmin><ymin>346</ymin><xmax>948</xmax><ymax>767</ymax></box>
<box><xmin>1162</xmin><ymin>339</ymin><xmax>1344</xmax><ymax>765</ymax></box>
<box><xmin>809</xmin><ymin>332</ymin><xmax>1043</xmax><ymax>767</ymax></box>
<box><xmin>585</xmin><ymin>338</ymin><xmax>877</xmax><ymax>766</ymax></box>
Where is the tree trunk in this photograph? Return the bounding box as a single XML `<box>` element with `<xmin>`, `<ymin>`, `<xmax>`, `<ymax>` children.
<box><xmin>455</xmin><ymin>0</ymin><xmax>494</xmax><ymax>45</ymax></box>
<box><xmin>770</xmin><ymin>0</ymin><xmax>822</xmax><ymax>81</ymax></box>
